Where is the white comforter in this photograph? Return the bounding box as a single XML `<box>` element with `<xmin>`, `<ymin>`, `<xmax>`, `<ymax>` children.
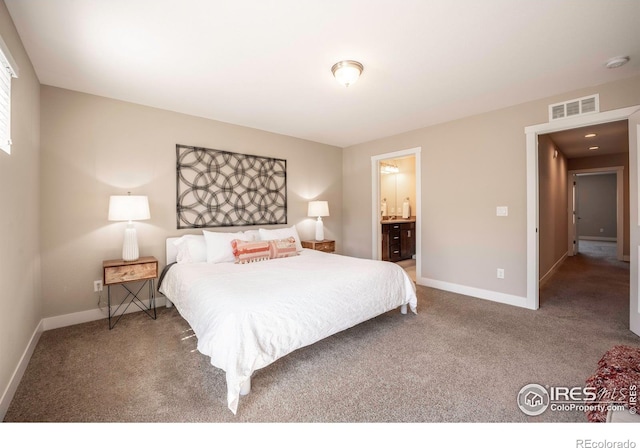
<box><xmin>159</xmin><ymin>249</ymin><xmax>417</xmax><ymax>414</ymax></box>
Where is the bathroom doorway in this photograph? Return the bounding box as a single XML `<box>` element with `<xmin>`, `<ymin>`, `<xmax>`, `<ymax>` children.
<box><xmin>371</xmin><ymin>147</ymin><xmax>422</xmax><ymax>284</ymax></box>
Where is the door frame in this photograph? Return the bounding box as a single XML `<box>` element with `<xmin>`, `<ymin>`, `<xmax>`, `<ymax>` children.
<box><xmin>525</xmin><ymin>105</ymin><xmax>640</xmax><ymax>311</ymax></box>
<box><xmin>371</xmin><ymin>147</ymin><xmax>422</xmax><ymax>277</ymax></box>
<box><xmin>567</xmin><ymin>168</ymin><xmax>625</xmax><ymax>261</ymax></box>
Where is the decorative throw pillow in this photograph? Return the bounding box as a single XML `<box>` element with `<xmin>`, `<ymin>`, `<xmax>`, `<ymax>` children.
<box><xmin>231</xmin><ymin>239</ymin><xmax>271</xmax><ymax>264</ymax></box>
<box><xmin>258</xmin><ymin>225</ymin><xmax>303</xmax><ymax>253</ymax></box>
<box><xmin>173</xmin><ymin>234</ymin><xmax>207</xmax><ymax>263</ymax></box>
<box><xmin>269</xmin><ymin>237</ymin><xmax>298</xmax><ymax>259</ymax></box>
<box><xmin>203</xmin><ymin>230</ymin><xmax>251</xmax><ymax>263</ymax></box>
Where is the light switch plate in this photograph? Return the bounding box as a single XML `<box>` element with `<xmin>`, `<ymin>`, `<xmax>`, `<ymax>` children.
<box><xmin>496</xmin><ymin>206</ymin><xmax>508</xmax><ymax>217</ymax></box>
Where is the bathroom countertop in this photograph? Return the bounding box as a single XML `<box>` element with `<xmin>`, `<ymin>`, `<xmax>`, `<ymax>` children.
<box><xmin>380</xmin><ymin>217</ymin><xmax>416</xmax><ymax>224</ymax></box>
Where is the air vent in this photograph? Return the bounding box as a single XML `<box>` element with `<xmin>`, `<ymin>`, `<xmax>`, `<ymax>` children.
<box><xmin>548</xmin><ymin>94</ymin><xmax>599</xmax><ymax>121</ymax></box>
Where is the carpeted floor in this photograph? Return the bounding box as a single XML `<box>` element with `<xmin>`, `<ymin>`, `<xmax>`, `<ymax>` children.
<box><xmin>4</xmin><ymin>242</ymin><xmax>639</xmax><ymax>423</ymax></box>
<box><xmin>395</xmin><ymin>258</ymin><xmax>416</xmax><ymax>282</ymax></box>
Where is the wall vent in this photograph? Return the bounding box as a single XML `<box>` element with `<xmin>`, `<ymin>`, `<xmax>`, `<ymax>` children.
<box><xmin>548</xmin><ymin>94</ymin><xmax>599</xmax><ymax>122</ymax></box>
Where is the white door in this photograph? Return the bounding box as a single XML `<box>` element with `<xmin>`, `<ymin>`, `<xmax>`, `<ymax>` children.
<box><xmin>630</xmin><ymin>109</ymin><xmax>640</xmax><ymax>337</ymax></box>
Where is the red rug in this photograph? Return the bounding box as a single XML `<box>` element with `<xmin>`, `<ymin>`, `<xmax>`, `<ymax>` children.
<box><xmin>584</xmin><ymin>345</ymin><xmax>640</xmax><ymax>422</ymax></box>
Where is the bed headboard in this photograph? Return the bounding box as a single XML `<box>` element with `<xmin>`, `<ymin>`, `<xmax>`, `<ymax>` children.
<box><xmin>166</xmin><ymin>237</ymin><xmax>181</xmax><ymax>265</ymax></box>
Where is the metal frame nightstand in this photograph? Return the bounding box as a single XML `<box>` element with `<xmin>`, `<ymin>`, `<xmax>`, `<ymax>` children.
<box><xmin>103</xmin><ymin>256</ymin><xmax>158</xmax><ymax>329</ymax></box>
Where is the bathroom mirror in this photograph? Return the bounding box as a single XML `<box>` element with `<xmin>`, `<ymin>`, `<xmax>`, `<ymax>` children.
<box><xmin>380</xmin><ymin>156</ymin><xmax>416</xmax><ymax>220</ymax></box>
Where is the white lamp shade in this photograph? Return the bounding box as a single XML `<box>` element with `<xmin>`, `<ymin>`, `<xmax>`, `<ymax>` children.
<box><xmin>108</xmin><ymin>195</ymin><xmax>150</xmax><ymax>221</ymax></box>
<box><xmin>308</xmin><ymin>201</ymin><xmax>329</xmax><ymax>217</ymax></box>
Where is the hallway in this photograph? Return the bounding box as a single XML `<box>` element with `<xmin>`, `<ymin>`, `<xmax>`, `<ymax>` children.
<box><xmin>539</xmin><ymin>240</ymin><xmax>630</xmax><ymax>331</ymax></box>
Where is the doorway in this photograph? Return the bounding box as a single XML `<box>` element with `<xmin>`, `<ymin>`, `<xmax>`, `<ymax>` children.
<box><xmin>568</xmin><ymin>168</ymin><xmax>625</xmax><ymax>261</ymax></box>
<box><xmin>524</xmin><ymin>104</ymin><xmax>640</xmax><ymax>337</ymax></box>
<box><xmin>371</xmin><ymin>147</ymin><xmax>422</xmax><ymax>283</ymax></box>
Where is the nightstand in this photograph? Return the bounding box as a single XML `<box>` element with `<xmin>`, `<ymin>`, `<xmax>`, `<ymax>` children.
<box><xmin>103</xmin><ymin>256</ymin><xmax>158</xmax><ymax>329</ymax></box>
<box><xmin>301</xmin><ymin>239</ymin><xmax>335</xmax><ymax>253</ymax></box>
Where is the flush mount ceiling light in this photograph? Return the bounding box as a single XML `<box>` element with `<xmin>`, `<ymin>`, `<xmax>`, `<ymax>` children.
<box><xmin>589</xmin><ymin>146</ymin><xmax>599</xmax><ymax>151</ymax></box>
<box><xmin>331</xmin><ymin>60</ymin><xmax>364</xmax><ymax>87</ymax></box>
<box><xmin>584</xmin><ymin>133</ymin><xmax>597</xmax><ymax>138</ymax></box>
<box><xmin>605</xmin><ymin>56</ymin><xmax>630</xmax><ymax>69</ymax></box>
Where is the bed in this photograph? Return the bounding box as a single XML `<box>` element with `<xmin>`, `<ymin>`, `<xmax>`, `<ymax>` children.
<box><xmin>158</xmin><ymin>228</ymin><xmax>417</xmax><ymax>414</ymax></box>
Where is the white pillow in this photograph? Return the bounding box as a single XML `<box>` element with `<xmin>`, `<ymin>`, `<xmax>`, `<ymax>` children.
<box><xmin>243</xmin><ymin>229</ymin><xmax>261</xmax><ymax>241</ymax></box>
<box><xmin>173</xmin><ymin>234</ymin><xmax>207</xmax><ymax>263</ymax></box>
<box><xmin>258</xmin><ymin>225</ymin><xmax>303</xmax><ymax>253</ymax></box>
<box><xmin>203</xmin><ymin>230</ymin><xmax>251</xmax><ymax>263</ymax></box>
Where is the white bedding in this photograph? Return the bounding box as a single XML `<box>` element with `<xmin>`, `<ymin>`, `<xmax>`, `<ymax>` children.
<box><xmin>159</xmin><ymin>248</ymin><xmax>417</xmax><ymax>414</ymax></box>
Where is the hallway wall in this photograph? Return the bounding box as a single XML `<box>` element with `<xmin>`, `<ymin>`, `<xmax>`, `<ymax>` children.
<box><xmin>576</xmin><ymin>173</ymin><xmax>617</xmax><ymax>240</ymax></box>
<box><xmin>538</xmin><ymin>134</ymin><xmax>568</xmax><ymax>280</ymax></box>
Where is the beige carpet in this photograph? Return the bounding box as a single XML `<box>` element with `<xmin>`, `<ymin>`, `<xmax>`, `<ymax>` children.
<box><xmin>4</xmin><ymin>245</ymin><xmax>639</xmax><ymax>423</ymax></box>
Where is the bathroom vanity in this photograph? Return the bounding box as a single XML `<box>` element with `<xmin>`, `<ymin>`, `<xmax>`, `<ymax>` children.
<box><xmin>381</xmin><ymin>218</ymin><xmax>416</xmax><ymax>262</ymax></box>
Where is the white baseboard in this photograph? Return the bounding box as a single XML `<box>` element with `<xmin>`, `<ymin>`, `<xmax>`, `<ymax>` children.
<box><xmin>0</xmin><ymin>320</ymin><xmax>43</xmax><ymax>422</ymax></box>
<box><xmin>579</xmin><ymin>236</ymin><xmax>617</xmax><ymax>242</ymax></box>
<box><xmin>42</xmin><ymin>295</ymin><xmax>167</xmax><ymax>331</ymax></box>
<box><xmin>539</xmin><ymin>252</ymin><xmax>568</xmax><ymax>287</ymax></box>
<box><xmin>416</xmin><ymin>276</ymin><xmax>529</xmax><ymax>309</ymax></box>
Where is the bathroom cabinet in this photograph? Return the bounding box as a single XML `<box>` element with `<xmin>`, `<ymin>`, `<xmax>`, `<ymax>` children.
<box><xmin>381</xmin><ymin>220</ymin><xmax>415</xmax><ymax>262</ymax></box>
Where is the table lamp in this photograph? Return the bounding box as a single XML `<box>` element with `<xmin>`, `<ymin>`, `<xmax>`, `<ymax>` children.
<box><xmin>308</xmin><ymin>201</ymin><xmax>329</xmax><ymax>241</ymax></box>
<box><xmin>108</xmin><ymin>193</ymin><xmax>150</xmax><ymax>261</ymax></box>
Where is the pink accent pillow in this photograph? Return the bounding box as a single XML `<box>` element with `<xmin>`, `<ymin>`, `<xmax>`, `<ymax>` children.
<box><xmin>269</xmin><ymin>237</ymin><xmax>298</xmax><ymax>259</ymax></box>
<box><xmin>231</xmin><ymin>239</ymin><xmax>270</xmax><ymax>264</ymax></box>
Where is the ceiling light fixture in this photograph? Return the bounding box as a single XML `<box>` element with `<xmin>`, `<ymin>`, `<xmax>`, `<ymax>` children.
<box><xmin>605</xmin><ymin>56</ymin><xmax>630</xmax><ymax>69</ymax></box>
<box><xmin>589</xmin><ymin>146</ymin><xmax>599</xmax><ymax>151</ymax></box>
<box><xmin>380</xmin><ymin>161</ymin><xmax>399</xmax><ymax>174</ymax></box>
<box><xmin>331</xmin><ymin>60</ymin><xmax>364</xmax><ymax>87</ymax></box>
<box><xmin>584</xmin><ymin>133</ymin><xmax>597</xmax><ymax>138</ymax></box>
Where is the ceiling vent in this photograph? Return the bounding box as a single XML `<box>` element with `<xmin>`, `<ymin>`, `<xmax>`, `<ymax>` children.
<box><xmin>548</xmin><ymin>94</ymin><xmax>599</xmax><ymax>122</ymax></box>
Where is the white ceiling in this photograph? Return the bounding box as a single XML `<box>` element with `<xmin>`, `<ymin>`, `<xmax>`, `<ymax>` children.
<box><xmin>5</xmin><ymin>0</ymin><xmax>640</xmax><ymax>148</ymax></box>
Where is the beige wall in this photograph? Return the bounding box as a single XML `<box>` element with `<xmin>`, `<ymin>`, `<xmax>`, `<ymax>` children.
<box><xmin>343</xmin><ymin>75</ymin><xmax>640</xmax><ymax>299</ymax></box>
<box><xmin>40</xmin><ymin>86</ymin><xmax>342</xmax><ymax>317</ymax></box>
<box><xmin>0</xmin><ymin>0</ymin><xmax>41</xmax><ymax>414</ymax></box>
<box><xmin>568</xmin><ymin>152</ymin><xmax>630</xmax><ymax>256</ymax></box>
<box><xmin>576</xmin><ymin>173</ymin><xmax>617</xmax><ymax>239</ymax></box>
<box><xmin>538</xmin><ymin>134</ymin><xmax>568</xmax><ymax>279</ymax></box>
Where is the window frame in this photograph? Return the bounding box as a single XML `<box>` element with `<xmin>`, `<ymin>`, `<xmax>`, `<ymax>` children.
<box><xmin>0</xmin><ymin>35</ymin><xmax>19</xmax><ymax>155</ymax></box>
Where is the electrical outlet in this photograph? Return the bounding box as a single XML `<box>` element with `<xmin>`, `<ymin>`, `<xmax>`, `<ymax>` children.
<box><xmin>93</xmin><ymin>280</ymin><xmax>103</xmax><ymax>292</ymax></box>
<box><xmin>497</xmin><ymin>268</ymin><xmax>505</xmax><ymax>279</ymax></box>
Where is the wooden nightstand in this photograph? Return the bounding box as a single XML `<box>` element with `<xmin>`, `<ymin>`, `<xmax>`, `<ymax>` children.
<box><xmin>103</xmin><ymin>256</ymin><xmax>158</xmax><ymax>329</ymax></box>
<box><xmin>301</xmin><ymin>240</ymin><xmax>335</xmax><ymax>253</ymax></box>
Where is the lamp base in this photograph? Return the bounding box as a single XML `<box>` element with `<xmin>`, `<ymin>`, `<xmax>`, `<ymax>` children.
<box><xmin>122</xmin><ymin>224</ymin><xmax>139</xmax><ymax>261</ymax></box>
<box><xmin>315</xmin><ymin>217</ymin><xmax>324</xmax><ymax>241</ymax></box>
